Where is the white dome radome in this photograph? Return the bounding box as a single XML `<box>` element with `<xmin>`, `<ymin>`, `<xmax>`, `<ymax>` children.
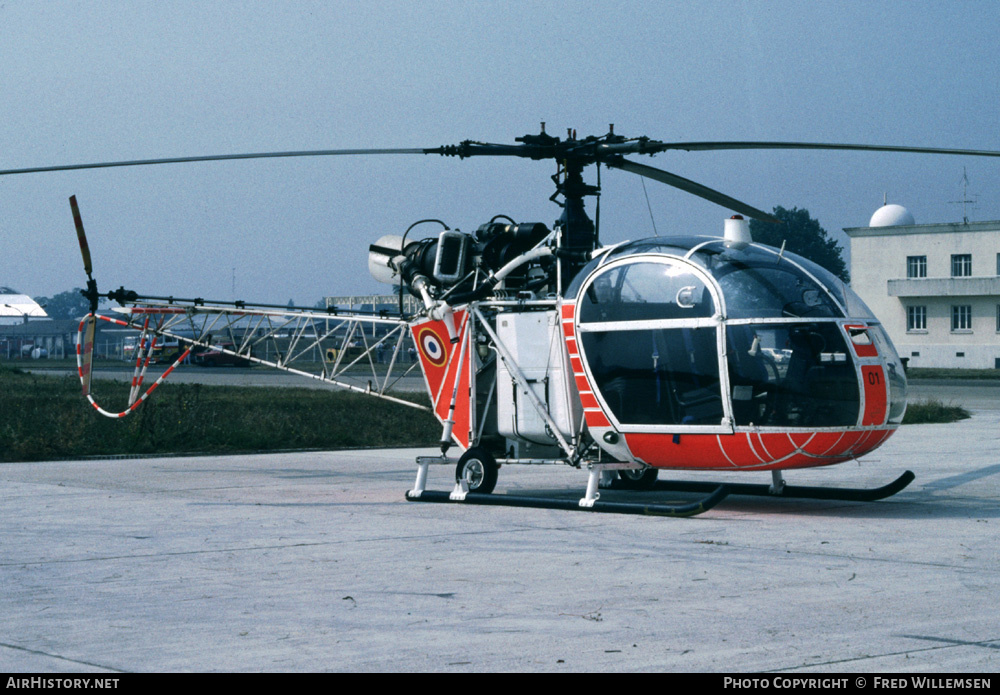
<box><xmin>869</xmin><ymin>204</ymin><xmax>915</xmax><ymax>227</ymax></box>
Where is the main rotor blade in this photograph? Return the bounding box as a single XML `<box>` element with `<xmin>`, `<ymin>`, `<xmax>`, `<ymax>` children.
<box><xmin>0</xmin><ymin>147</ymin><xmax>439</xmax><ymax>177</ymax></box>
<box><xmin>641</xmin><ymin>141</ymin><xmax>1000</xmax><ymax>158</ymax></box>
<box><xmin>605</xmin><ymin>157</ymin><xmax>780</xmax><ymax>223</ymax></box>
<box><xmin>8</xmin><ymin>138</ymin><xmax>1000</xmax><ymax>177</ymax></box>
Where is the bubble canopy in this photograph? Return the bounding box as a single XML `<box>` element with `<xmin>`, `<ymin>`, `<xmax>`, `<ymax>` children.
<box><xmin>567</xmin><ymin>236</ymin><xmax>863</xmax><ymax>318</ymax></box>
<box><xmin>566</xmin><ymin>237</ymin><xmax>906</xmax><ymax>432</ymax></box>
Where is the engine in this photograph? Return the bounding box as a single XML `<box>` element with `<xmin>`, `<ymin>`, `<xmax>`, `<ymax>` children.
<box><xmin>368</xmin><ymin>220</ymin><xmax>556</xmax><ymax>303</ymax></box>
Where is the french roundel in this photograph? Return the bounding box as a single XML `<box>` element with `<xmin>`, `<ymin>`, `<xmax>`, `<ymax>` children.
<box><xmin>416</xmin><ymin>326</ymin><xmax>448</xmax><ymax>367</ymax></box>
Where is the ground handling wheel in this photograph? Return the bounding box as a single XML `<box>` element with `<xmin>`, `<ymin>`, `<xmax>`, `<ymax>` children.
<box><xmin>455</xmin><ymin>447</ymin><xmax>499</xmax><ymax>495</ymax></box>
<box><xmin>615</xmin><ymin>467</ymin><xmax>659</xmax><ymax>490</ymax></box>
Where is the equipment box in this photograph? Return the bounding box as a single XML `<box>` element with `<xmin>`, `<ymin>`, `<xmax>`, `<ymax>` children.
<box><xmin>495</xmin><ymin>310</ymin><xmax>581</xmax><ymax>451</ymax></box>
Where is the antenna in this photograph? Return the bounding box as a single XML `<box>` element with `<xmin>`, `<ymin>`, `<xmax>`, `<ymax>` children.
<box><xmin>640</xmin><ymin>175</ymin><xmax>659</xmax><ymax>236</ymax></box>
<box><xmin>948</xmin><ymin>167</ymin><xmax>979</xmax><ymax>224</ymax></box>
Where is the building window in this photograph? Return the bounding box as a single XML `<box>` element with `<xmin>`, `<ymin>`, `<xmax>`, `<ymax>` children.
<box><xmin>996</xmin><ymin>304</ymin><xmax>1000</xmax><ymax>332</ymax></box>
<box><xmin>952</xmin><ymin>254</ymin><xmax>972</xmax><ymax>277</ymax></box>
<box><xmin>906</xmin><ymin>256</ymin><xmax>927</xmax><ymax>278</ymax></box>
<box><xmin>952</xmin><ymin>305</ymin><xmax>972</xmax><ymax>331</ymax></box>
<box><xmin>907</xmin><ymin>305</ymin><xmax>927</xmax><ymax>331</ymax></box>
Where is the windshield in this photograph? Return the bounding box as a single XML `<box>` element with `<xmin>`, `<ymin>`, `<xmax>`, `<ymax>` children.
<box><xmin>689</xmin><ymin>242</ymin><xmax>845</xmax><ymax>319</ymax></box>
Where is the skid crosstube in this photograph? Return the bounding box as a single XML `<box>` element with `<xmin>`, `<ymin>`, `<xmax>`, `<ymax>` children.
<box><xmin>652</xmin><ymin>470</ymin><xmax>915</xmax><ymax>502</ymax></box>
<box><xmin>406</xmin><ymin>485</ymin><xmax>729</xmax><ymax>518</ymax></box>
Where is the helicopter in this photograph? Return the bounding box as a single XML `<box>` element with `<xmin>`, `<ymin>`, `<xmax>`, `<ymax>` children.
<box><xmin>5</xmin><ymin>125</ymin><xmax>1000</xmax><ymax>517</ymax></box>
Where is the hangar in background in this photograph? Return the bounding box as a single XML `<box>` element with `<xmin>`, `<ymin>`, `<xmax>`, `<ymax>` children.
<box><xmin>0</xmin><ymin>287</ymin><xmax>48</xmax><ymax>325</ymax></box>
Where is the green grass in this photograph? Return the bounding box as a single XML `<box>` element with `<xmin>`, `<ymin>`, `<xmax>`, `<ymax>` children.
<box><xmin>0</xmin><ymin>365</ymin><xmax>439</xmax><ymax>462</ymax></box>
<box><xmin>902</xmin><ymin>399</ymin><xmax>971</xmax><ymax>425</ymax></box>
<box><xmin>0</xmin><ymin>365</ymin><xmax>977</xmax><ymax>462</ymax></box>
<box><xmin>17</xmin><ymin>357</ymin><xmax>399</xmax><ymax>373</ymax></box>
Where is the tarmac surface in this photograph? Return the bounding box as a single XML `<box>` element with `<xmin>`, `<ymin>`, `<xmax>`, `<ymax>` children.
<box><xmin>1</xmin><ymin>382</ymin><xmax>998</xmax><ymax>673</ymax></box>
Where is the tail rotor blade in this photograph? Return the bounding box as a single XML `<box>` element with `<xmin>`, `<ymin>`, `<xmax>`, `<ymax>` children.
<box><xmin>79</xmin><ymin>315</ymin><xmax>97</xmax><ymax>396</ymax></box>
<box><xmin>70</xmin><ymin>195</ymin><xmax>101</xmax><ymax>312</ymax></box>
<box><xmin>69</xmin><ymin>195</ymin><xmax>93</xmax><ymax>277</ymax></box>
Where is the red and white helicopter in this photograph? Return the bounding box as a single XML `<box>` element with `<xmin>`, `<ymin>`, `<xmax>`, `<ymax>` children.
<box><xmin>6</xmin><ymin>127</ymin><xmax>1000</xmax><ymax>516</ymax></box>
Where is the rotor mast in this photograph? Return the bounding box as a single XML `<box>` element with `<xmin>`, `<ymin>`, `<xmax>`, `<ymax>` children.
<box><xmin>550</xmin><ymin>128</ymin><xmax>602</xmax><ymax>287</ymax></box>
<box><xmin>552</xmin><ymin>129</ymin><xmax>600</xmax><ymax>253</ymax></box>
<box><xmin>442</xmin><ymin>124</ymin><xmax>614</xmax><ymax>288</ymax></box>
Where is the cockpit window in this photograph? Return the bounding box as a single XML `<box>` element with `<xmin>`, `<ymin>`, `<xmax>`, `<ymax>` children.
<box><xmin>868</xmin><ymin>324</ymin><xmax>907</xmax><ymax>424</ymax></box>
<box><xmin>786</xmin><ymin>253</ymin><xmax>848</xmax><ymax>311</ymax></box>
<box><xmin>601</xmin><ymin>237</ymin><xmax>711</xmax><ymax>262</ymax></box>
<box><xmin>726</xmin><ymin>322</ymin><xmax>859</xmax><ymax>427</ymax></box>
<box><xmin>578</xmin><ymin>260</ymin><xmax>715</xmax><ymax>322</ymax></box>
<box><xmin>711</xmin><ymin>259</ymin><xmax>842</xmax><ymax>319</ymax></box>
<box><xmin>842</xmin><ymin>285</ymin><xmax>877</xmax><ymax>319</ymax></box>
<box><xmin>581</xmin><ymin>327</ymin><xmax>724</xmax><ymax>426</ymax></box>
<box><xmin>576</xmin><ymin>257</ymin><xmax>725</xmax><ymax>427</ymax></box>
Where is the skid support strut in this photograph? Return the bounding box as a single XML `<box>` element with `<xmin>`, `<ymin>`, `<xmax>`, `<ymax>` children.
<box><xmin>581</xmin><ymin>468</ymin><xmax>601</xmax><ymax>508</ymax></box>
<box><xmin>409</xmin><ymin>458</ymin><xmax>432</xmax><ymax>499</ymax></box>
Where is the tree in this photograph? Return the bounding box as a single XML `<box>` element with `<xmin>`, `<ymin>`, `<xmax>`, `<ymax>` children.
<box><xmin>749</xmin><ymin>206</ymin><xmax>849</xmax><ymax>283</ymax></box>
<box><xmin>32</xmin><ymin>288</ymin><xmax>98</xmax><ymax>320</ymax></box>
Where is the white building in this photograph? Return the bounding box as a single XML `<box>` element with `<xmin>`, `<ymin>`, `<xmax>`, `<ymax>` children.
<box><xmin>0</xmin><ymin>287</ymin><xmax>48</xmax><ymax>325</ymax></box>
<box><xmin>844</xmin><ymin>205</ymin><xmax>1000</xmax><ymax>370</ymax></box>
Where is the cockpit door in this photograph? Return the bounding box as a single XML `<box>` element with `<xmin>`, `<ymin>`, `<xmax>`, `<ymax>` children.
<box><xmin>844</xmin><ymin>324</ymin><xmax>888</xmax><ymax>427</ymax></box>
<box><xmin>574</xmin><ymin>256</ymin><xmax>732</xmax><ymax>434</ymax></box>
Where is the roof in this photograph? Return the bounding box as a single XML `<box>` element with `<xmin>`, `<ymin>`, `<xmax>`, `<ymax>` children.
<box><xmin>844</xmin><ymin>219</ymin><xmax>1000</xmax><ymax>237</ymax></box>
<box><xmin>0</xmin><ymin>292</ymin><xmax>48</xmax><ymax>319</ymax></box>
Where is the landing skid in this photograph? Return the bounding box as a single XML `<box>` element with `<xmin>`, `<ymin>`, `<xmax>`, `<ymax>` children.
<box><xmin>406</xmin><ymin>485</ymin><xmax>729</xmax><ymax>518</ymax></box>
<box><xmin>652</xmin><ymin>469</ymin><xmax>916</xmax><ymax>502</ymax></box>
<box><xmin>407</xmin><ymin>458</ymin><xmax>729</xmax><ymax>517</ymax></box>
<box><xmin>405</xmin><ymin>456</ymin><xmax>914</xmax><ymax>517</ymax></box>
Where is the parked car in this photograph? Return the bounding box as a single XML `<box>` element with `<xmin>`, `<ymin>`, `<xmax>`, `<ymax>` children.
<box><xmin>192</xmin><ymin>343</ymin><xmax>251</xmax><ymax>367</ymax></box>
<box><xmin>761</xmin><ymin>347</ymin><xmax>792</xmax><ymax>364</ymax></box>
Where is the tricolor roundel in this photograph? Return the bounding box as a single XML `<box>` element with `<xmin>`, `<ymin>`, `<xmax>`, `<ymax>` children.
<box><xmin>414</xmin><ymin>325</ymin><xmax>448</xmax><ymax>367</ymax></box>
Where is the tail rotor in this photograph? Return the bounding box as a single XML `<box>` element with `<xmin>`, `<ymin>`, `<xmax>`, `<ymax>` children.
<box><xmin>69</xmin><ymin>195</ymin><xmax>98</xmax><ymax>395</ymax></box>
<box><xmin>69</xmin><ymin>195</ymin><xmax>100</xmax><ymax>313</ymax></box>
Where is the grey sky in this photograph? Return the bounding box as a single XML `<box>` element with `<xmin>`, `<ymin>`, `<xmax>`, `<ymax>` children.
<box><xmin>2</xmin><ymin>0</ymin><xmax>998</xmax><ymax>305</ymax></box>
